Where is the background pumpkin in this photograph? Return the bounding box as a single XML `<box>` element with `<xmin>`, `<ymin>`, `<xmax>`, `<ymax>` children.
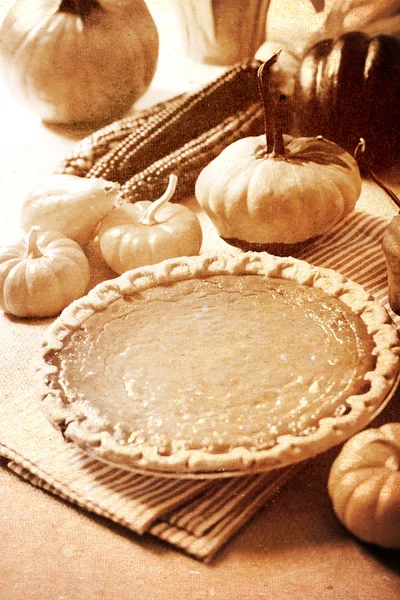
<box><xmin>0</xmin><ymin>0</ymin><xmax>159</xmax><ymax>124</ymax></box>
<box><xmin>295</xmin><ymin>31</ymin><xmax>400</xmax><ymax>170</ymax></box>
<box><xmin>263</xmin><ymin>0</ymin><xmax>400</xmax><ymax>61</ymax></box>
<box><xmin>255</xmin><ymin>1</ymin><xmax>400</xmax><ymax>170</ymax></box>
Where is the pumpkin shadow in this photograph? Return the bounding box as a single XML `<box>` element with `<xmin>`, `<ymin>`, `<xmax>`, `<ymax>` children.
<box><xmin>41</xmin><ymin>86</ymin><xmax>185</xmax><ymax>142</ymax></box>
<box><xmin>4</xmin><ymin>313</ymin><xmax>53</xmax><ymax>327</ymax></box>
<box><xmin>222</xmin><ymin>236</ymin><xmax>320</xmax><ymax>256</ymax></box>
<box><xmin>43</xmin><ymin>120</ymin><xmax>112</xmax><ymax>141</ymax></box>
<box><xmin>362</xmin><ymin>544</ymin><xmax>400</xmax><ymax>575</ymax></box>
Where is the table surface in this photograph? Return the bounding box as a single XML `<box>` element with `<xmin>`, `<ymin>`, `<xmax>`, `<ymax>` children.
<box><xmin>0</xmin><ymin>2</ymin><xmax>399</xmax><ymax>599</ymax></box>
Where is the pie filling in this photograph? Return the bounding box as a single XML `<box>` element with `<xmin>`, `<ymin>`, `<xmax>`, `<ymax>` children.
<box><xmin>51</xmin><ymin>275</ymin><xmax>375</xmax><ymax>454</ymax></box>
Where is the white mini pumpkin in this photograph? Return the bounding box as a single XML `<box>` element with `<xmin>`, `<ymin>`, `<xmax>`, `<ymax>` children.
<box><xmin>0</xmin><ymin>227</ymin><xmax>90</xmax><ymax>318</ymax></box>
<box><xmin>97</xmin><ymin>175</ymin><xmax>203</xmax><ymax>274</ymax></box>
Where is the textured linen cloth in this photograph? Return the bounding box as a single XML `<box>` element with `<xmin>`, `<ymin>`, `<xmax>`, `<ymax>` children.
<box><xmin>1</xmin><ymin>203</ymin><xmax>399</xmax><ymax>562</ymax></box>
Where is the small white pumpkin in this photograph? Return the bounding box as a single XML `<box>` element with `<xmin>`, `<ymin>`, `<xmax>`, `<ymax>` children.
<box><xmin>97</xmin><ymin>175</ymin><xmax>203</xmax><ymax>274</ymax></box>
<box><xmin>21</xmin><ymin>174</ymin><xmax>119</xmax><ymax>248</ymax></box>
<box><xmin>0</xmin><ymin>227</ymin><xmax>90</xmax><ymax>318</ymax></box>
<box><xmin>195</xmin><ymin>53</ymin><xmax>362</xmax><ymax>249</ymax></box>
<box><xmin>328</xmin><ymin>422</ymin><xmax>400</xmax><ymax>549</ymax></box>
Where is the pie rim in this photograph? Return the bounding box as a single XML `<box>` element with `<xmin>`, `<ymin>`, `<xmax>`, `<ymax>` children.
<box><xmin>38</xmin><ymin>252</ymin><xmax>400</xmax><ymax>477</ymax></box>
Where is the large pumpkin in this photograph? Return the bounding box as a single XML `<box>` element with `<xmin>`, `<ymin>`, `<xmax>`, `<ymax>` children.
<box><xmin>0</xmin><ymin>0</ymin><xmax>159</xmax><ymax>124</ymax></box>
<box><xmin>295</xmin><ymin>31</ymin><xmax>400</xmax><ymax>169</ymax></box>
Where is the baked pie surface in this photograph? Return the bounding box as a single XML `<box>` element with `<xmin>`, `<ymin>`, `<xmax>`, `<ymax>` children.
<box><xmin>39</xmin><ymin>253</ymin><xmax>400</xmax><ymax>477</ymax></box>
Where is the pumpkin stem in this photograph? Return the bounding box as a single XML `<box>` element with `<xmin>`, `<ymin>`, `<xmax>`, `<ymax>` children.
<box><xmin>59</xmin><ymin>0</ymin><xmax>99</xmax><ymax>18</ymax></box>
<box><xmin>355</xmin><ymin>138</ymin><xmax>400</xmax><ymax>212</ymax></box>
<box><xmin>257</xmin><ymin>52</ymin><xmax>286</xmax><ymax>159</ymax></box>
<box><xmin>140</xmin><ymin>175</ymin><xmax>178</xmax><ymax>226</ymax></box>
<box><xmin>26</xmin><ymin>227</ymin><xmax>43</xmax><ymax>259</ymax></box>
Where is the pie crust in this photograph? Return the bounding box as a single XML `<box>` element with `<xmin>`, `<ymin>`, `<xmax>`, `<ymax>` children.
<box><xmin>38</xmin><ymin>252</ymin><xmax>400</xmax><ymax>477</ymax></box>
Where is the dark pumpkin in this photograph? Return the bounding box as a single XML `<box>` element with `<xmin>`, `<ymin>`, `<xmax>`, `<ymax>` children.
<box><xmin>295</xmin><ymin>32</ymin><xmax>400</xmax><ymax>170</ymax></box>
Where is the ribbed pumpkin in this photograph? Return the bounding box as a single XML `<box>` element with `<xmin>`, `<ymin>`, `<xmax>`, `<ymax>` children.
<box><xmin>97</xmin><ymin>175</ymin><xmax>202</xmax><ymax>274</ymax></box>
<box><xmin>295</xmin><ymin>31</ymin><xmax>400</xmax><ymax>169</ymax></box>
<box><xmin>0</xmin><ymin>0</ymin><xmax>159</xmax><ymax>124</ymax></box>
<box><xmin>195</xmin><ymin>53</ymin><xmax>361</xmax><ymax>253</ymax></box>
<box><xmin>328</xmin><ymin>423</ymin><xmax>400</xmax><ymax>549</ymax></box>
<box><xmin>0</xmin><ymin>227</ymin><xmax>90</xmax><ymax>318</ymax></box>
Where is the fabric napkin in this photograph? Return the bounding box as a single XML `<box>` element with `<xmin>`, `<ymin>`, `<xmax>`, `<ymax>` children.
<box><xmin>1</xmin><ymin>203</ymin><xmax>399</xmax><ymax>562</ymax></box>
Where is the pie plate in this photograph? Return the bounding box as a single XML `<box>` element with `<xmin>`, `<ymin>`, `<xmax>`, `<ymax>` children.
<box><xmin>38</xmin><ymin>252</ymin><xmax>400</xmax><ymax>478</ymax></box>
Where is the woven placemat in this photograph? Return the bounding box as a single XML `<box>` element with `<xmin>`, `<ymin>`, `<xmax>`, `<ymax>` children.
<box><xmin>0</xmin><ymin>390</ymin><xmax>297</xmax><ymax>562</ymax></box>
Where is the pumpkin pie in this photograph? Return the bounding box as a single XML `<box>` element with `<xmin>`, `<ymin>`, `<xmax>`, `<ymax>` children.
<box><xmin>39</xmin><ymin>253</ymin><xmax>400</xmax><ymax>477</ymax></box>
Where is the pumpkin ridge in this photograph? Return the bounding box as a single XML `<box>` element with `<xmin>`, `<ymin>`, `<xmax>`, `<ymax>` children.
<box><xmin>370</xmin><ymin>438</ymin><xmax>400</xmax><ymax>469</ymax></box>
<box><xmin>371</xmin><ymin>471</ymin><xmax>400</xmax><ymax>541</ymax></box>
<box><xmin>342</xmin><ymin>470</ymin><xmax>388</xmax><ymax>525</ymax></box>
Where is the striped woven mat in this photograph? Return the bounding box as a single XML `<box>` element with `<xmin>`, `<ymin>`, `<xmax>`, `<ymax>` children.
<box><xmin>0</xmin><ymin>207</ymin><xmax>398</xmax><ymax>562</ymax></box>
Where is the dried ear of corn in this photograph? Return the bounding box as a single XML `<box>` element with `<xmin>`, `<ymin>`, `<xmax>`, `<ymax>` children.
<box><xmin>58</xmin><ymin>95</ymin><xmax>187</xmax><ymax>178</ymax></box>
<box><xmin>57</xmin><ymin>60</ymin><xmax>265</xmax><ymax>202</ymax></box>
<box><xmin>117</xmin><ymin>102</ymin><xmax>264</xmax><ymax>205</ymax></box>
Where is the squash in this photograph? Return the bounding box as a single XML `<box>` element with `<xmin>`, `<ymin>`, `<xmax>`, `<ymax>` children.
<box><xmin>0</xmin><ymin>0</ymin><xmax>159</xmax><ymax>124</ymax></box>
<box><xmin>0</xmin><ymin>227</ymin><xmax>90</xmax><ymax>318</ymax></box>
<box><xmin>328</xmin><ymin>422</ymin><xmax>400</xmax><ymax>549</ymax></box>
<box><xmin>295</xmin><ymin>31</ymin><xmax>400</xmax><ymax>169</ymax></box>
<box><xmin>382</xmin><ymin>217</ymin><xmax>400</xmax><ymax>314</ymax></box>
<box><xmin>354</xmin><ymin>139</ymin><xmax>400</xmax><ymax>315</ymax></box>
<box><xmin>21</xmin><ymin>174</ymin><xmax>119</xmax><ymax>248</ymax></box>
<box><xmin>195</xmin><ymin>53</ymin><xmax>361</xmax><ymax>253</ymax></box>
<box><xmin>97</xmin><ymin>175</ymin><xmax>203</xmax><ymax>274</ymax></box>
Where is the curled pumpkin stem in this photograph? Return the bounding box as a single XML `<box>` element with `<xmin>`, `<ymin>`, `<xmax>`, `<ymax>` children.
<box><xmin>139</xmin><ymin>174</ymin><xmax>178</xmax><ymax>226</ymax></box>
<box><xmin>355</xmin><ymin>138</ymin><xmax>400</xmax><ymax>212</ymax></box>
<box><xmin>257</xmin><ymin>51</ymin><xmax>286</xmax><ymax>159</ymax></box>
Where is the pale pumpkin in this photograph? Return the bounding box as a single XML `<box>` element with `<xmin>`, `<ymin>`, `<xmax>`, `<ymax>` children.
<box><xmin>195</xmin><ymin>53</ymin><xmax>362</xmax><ymax>250</ymax></box>
<box><xmin>328</xmin><ymin>423</ymin><xmax>400</xmax><ymax>549</ymax></box>
<box><xmin>0</xmin><ymin>0</ymin><xmax>159</xmax><ymax>124</ymax></box>
<box><xmin>0</xmin><ymin>227</ymin><xmax>90</xmax><ymax>318</ymax></box>
<box><xmin>21</xmin><ymin>174</ymin><xmax>119</xmax><ymax>248</ymax></box>
<box><xmin>97</xmin><ymin>175</ymin><xmax>203</xmax><ymax>275</ymax></box>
